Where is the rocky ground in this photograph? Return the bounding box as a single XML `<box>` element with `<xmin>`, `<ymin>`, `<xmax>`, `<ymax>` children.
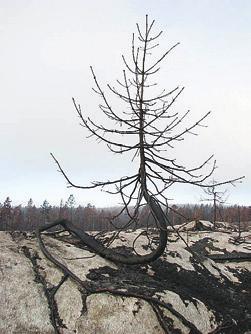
<box><xmin>0</xmin><ymin>221</ymin><xmax>250</xmax><ymax>334</ymax></box>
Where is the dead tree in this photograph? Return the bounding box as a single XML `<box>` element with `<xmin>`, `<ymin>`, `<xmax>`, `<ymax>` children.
<box><xmin>201</xmin><ymin>180</ymin><xmax>229</xmax><ymax>229</ymax></box>
<box><xmin>39</xmin><ymin>15</ymin><xmax>243</xmax><ymax>265</ymax></box>
<box><xmin>35</xmin><ymin>16</ymin><xmax>247</xmax><ymax>334</ymax></box>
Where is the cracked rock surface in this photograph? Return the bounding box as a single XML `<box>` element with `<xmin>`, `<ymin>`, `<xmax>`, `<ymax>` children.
<box><xmin>0</xmin><ymin>224</ymin><xmax>250</xmax><ymax>334</ymax></box>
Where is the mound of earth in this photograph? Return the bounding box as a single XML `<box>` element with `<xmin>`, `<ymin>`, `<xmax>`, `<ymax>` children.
<box><xmin>0</xmin><ymin>226</ymin><xmax>250</xmax><ymax>334</ymax></box>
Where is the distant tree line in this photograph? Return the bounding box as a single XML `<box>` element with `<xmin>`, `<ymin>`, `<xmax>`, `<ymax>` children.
<box><xmin>0</xmin><ymin>195</ymin><xmax>250</xmax><ymax>231</ymax></box>
<box><xmin>168</xmin><ymin>203</ymin><xmax>251</xmax><ymax>228</ymax></box>
<box><xmin>0</xmin><ymin>195</ymin><xmax>114</xmax><ymax>231</ymax></box>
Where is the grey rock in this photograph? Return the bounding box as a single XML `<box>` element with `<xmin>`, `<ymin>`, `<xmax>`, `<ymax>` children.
<box><xmin>0</xmin><ymin>227</ymin><xmax>250</xmax><ymax>334</ymax></box>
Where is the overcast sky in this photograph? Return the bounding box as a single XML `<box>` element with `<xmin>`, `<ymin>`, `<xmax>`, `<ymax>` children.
<box><xmin>0</xmin><ymin>0</ymin><xmax>250</xmax><ymax>207</ymax></box>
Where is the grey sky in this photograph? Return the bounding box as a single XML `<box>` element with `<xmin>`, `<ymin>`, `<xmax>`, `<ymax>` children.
<box><xmin>0</xmin><ymin>0</ymin><xmax>250</xmax><ymax>207</ymax></box>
